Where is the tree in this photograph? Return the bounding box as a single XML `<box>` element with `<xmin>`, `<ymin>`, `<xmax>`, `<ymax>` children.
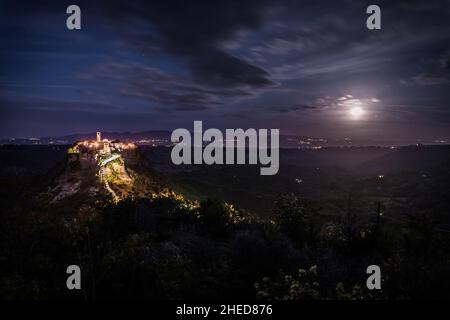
<box><xmin>255</xmin><ymin>266</ymin><xmax>320</xmax><ymax>300</ymax></box>
<box><xmin>198</xmin><ymin>198</ymin><xmax>234</xmax><ymax>238</ymax></box>
<box><xmin>273</xmin><ymin>193</ymin><xmax>319</xmax><ymax>246</ymax></box>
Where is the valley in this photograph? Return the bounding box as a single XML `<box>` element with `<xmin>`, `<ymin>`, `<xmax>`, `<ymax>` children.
<box><xmin>1</xmin><ymin>142</ymin><xmax>450</xmax><ymax>299</ymax></box>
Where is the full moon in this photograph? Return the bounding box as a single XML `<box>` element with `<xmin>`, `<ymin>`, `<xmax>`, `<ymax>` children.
<box><xmin>349</xmin><ymin>106</ymin><xmax>363</xmax><ymax>118</ymax></box>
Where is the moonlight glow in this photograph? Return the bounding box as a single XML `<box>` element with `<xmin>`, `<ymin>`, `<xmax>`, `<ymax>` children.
<box><xmin>338</xmin><ymin>97</ymin><xmax>368</xmax><ymax>120</ymax></box>
<box><xmin>349</xmin><ymin>106</ymin><xmax>364</xmax><ymax>119</ymax></box>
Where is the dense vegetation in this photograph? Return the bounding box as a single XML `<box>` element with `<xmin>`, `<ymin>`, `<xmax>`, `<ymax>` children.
<box><xmin>2</xmin><ymin>189</ymin><xmax>450</xmax><ymax>299</ymax></box>
<box><xmin>1</xmin><ymin>145</ymin><xmax>450</xmax><ymax>299</ymax></box>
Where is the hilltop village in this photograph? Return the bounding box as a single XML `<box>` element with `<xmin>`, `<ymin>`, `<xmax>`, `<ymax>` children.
<box><xmin>67</xmin><ymin>131</ymin><xmax>137</xmax><ymax>165</ymax></box>
<box><xmin>56</xmin><ymin>132</ymin><xmax>140</xmax><ymax>202</ymax></box>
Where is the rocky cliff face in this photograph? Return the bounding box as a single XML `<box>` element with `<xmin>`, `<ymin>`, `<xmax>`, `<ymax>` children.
<box><xmin>48</xmin><ymin>146</ymin><xmax>157</xmax><ymax>204</ymax></box>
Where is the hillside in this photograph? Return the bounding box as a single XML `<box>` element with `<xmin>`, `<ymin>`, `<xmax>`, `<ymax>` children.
<box><xmin>1</xmin><ymin>144</ymin><xmax>450</xmax><ymax>299</ymax></box>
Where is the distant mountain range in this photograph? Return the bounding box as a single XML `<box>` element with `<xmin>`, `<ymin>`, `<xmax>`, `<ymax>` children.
<box><xmin>1</xmin><ymin>130</ymin><xmax>448</xmax><ymax>148</ymax></box>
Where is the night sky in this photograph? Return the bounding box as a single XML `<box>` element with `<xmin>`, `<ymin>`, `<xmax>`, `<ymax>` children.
<box><xmin>1</xmin><ymin>0</ymin><xmax>449</xmax><ymax>142</ymax></box>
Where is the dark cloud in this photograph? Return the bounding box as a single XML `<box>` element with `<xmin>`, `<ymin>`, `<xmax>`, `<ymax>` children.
<box><xmin>81</xmin><ymin>0</ymin><xmax>279</xmax><ymax>110</ymax></box>
<box><xmin>1</xmin><ymin>0</ymin><xmax>450</xmax><ymax>140</ymax></box>
<box><xmin>266</xmin><ymin>104</ymin><xmax>318</xmax><ymax>113</ymax></box>
<box><xmin>411</xmin><ymin>54</ymin><xmax>450</xmax><ymax>86</ymax></box>
<box><xmin>189</xmin><ymin>49</ymin><xmax>274</xmax><ymax>88</ymax></box>
<box><xmin>1</xmin><ymin>0</ymin><xmax>277</xmax><ymax>90</ymax></box>
<box><xmin>102</xmin><ymin>0</ymin><xmax>277</xmax><ymax>89</ymax></box>
<box><xmin>0</xmin><ymin>95</ymin><xmax>119</xmax><ymax>114</ymax></box>
<box><xmin>80</xmin><ymin>62</ymin><xmax>258</xmax><ymax>111</ymax></box>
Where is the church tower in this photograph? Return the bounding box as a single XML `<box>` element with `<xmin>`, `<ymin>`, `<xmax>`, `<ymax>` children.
<box><xmin>96</xmin><ymin>131</ymin><xmax>101</xmax><ymax>142</ymax></box>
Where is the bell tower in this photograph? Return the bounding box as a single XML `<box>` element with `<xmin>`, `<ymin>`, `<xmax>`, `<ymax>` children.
<box><xmin>96</xmin><ymin>131</ymin><xmax>101</xmax><ymax>142</ymax></box>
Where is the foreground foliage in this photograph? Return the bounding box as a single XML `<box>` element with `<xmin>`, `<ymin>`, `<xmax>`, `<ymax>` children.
<box><xmin>1</xmin><ymin>178</ymin><xmax>450</xmax><ymax>300</ymax></box>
